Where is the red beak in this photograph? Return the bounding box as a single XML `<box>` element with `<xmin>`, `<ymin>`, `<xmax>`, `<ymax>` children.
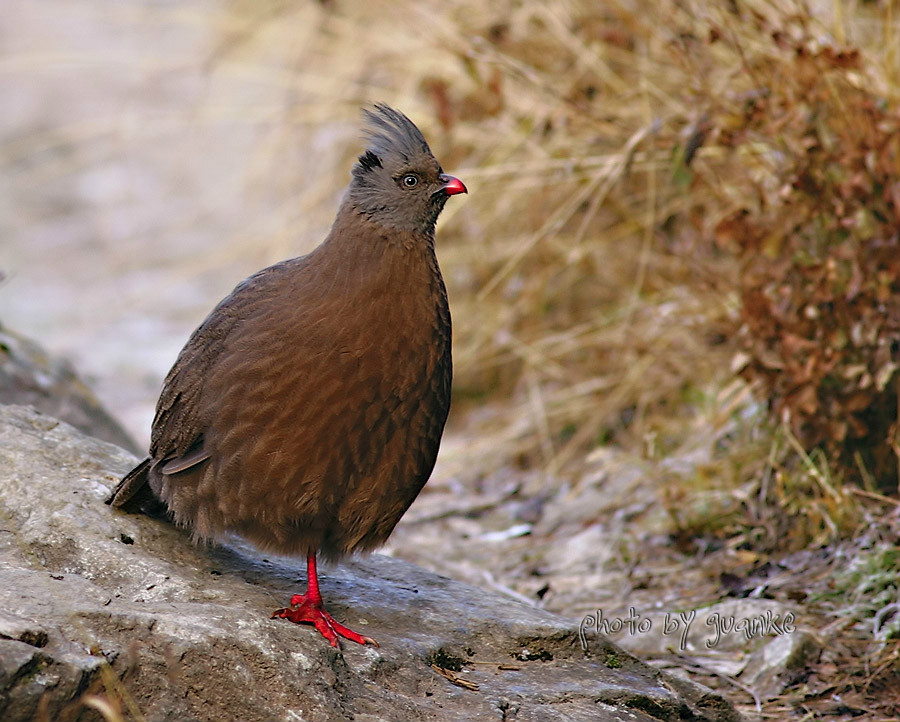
<box><xmin>439</xmin><ymin>174</ymin><xmax>467</xmax><ymax>196</ymax></box>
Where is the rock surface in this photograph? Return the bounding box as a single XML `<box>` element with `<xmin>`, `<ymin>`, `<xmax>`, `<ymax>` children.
<box><xmin>0</xmin><ymin>405</ymin><xmax>740</xmax><ymax>722</ymax></box>
<box><xmin>741</xmin><ymin>630</ymin><xmax>821</xmax><ymax>700</ymax></box>
<box><xmin>0</xmin><ymin>323</ymin><xmax>138</xmax><ymax>453</ymax></box>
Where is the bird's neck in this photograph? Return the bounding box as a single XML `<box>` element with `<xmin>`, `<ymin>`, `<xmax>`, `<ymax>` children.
<box><xmin>324</xmin><ymin>200</ymin><xmax>437</xmax><ymax>257</ymax></box>
<box><xmin>310</xmin><ymin>201</ymin><xmax>448</xmax><ymax>326</ymax></box>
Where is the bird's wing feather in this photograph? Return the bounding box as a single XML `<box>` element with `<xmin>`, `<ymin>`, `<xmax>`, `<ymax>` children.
<box><xmin>159</xmin><ymin>444</ymin><xmax>211</xmax><ymax>474</ymax></box>
<box><xmin>150</xmin><ymin>259</ymin><xmax>302</xmax><ymax>467</ymax></box>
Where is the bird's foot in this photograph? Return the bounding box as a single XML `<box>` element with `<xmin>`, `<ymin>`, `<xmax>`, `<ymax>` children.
<box><xmin>272</xmin><ymin>594</ymin><xmax>378</xmax><ymax>649</ymax></box>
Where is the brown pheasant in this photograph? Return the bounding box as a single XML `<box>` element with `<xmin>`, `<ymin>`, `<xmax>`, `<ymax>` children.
<box><xmin>107</xmin><ymin>104</ymin><xmax>466</xmax><ymax>647</ymax></box>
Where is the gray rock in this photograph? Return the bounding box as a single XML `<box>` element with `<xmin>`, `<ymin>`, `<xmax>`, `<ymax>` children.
<box><xmin>0</xmin><ymin>610</ymin><xmax>49</xmax><ymax>648</ymax></box>
<box><xmin>0</xmin><ymin>322</ymin><xmax>139</xmax><ymax>453</ymax></box>
<box><xmin>615</xmin><ymin>599</ymin><xmax>801</xmax><ymax>658</ymax></box>
<box><xmin>741</xmin><ymin>630</ymin><xmax>821</xmax><ymax>700</ymax></box>
<box><xmin>0</xmin><ymin>405</ymin><xmax>740</xmax><ymax>722</ymax></box>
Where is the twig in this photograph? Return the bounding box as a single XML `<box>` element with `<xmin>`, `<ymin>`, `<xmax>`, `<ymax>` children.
<box><xmin>431</xmin><ymin>665</ymin><xmax>480</xmax><ymax>691</ymax></box>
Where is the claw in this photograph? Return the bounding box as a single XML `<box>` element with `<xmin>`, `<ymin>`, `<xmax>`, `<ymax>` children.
<box><xmin>272</xmin><ymin>551</ymin><xmax>378</xmax><ymax>648</ymax></box>
<box><xmin>272</xmin><ymin>593</ymin><xmax>378</xmax><ymax>648</ymax></box>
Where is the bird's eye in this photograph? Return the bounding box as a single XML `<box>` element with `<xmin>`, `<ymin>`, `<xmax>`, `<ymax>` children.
<box><xmin>401</xmin><ymin>174</ymin><xmax>419</xmax><ymax>188</ymax></box>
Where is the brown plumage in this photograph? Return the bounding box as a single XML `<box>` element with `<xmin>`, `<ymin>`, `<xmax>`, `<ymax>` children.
<box><xmin>107</xmin><ymin>104</ymin><xmax>466</xmax><ymax>647</ymax></box>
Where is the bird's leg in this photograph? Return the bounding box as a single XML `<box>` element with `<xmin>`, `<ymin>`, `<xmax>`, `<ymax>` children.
<box><xmin>272</xmin><ymin>551</ymin><xmax>378</xmax><ymax>648</ymax></box>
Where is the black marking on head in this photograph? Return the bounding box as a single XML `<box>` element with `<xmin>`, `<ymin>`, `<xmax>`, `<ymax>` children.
<box><xmin>357</xmin><ymin>149</ymin><xmax>383</xmax><ymax>172</ymax></box>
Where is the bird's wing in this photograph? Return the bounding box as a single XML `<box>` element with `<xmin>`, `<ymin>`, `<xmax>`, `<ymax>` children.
<box><xmin>149</xmin><ymin>259</ymin><xmax>300</xmax><ymax>469</ymax></box>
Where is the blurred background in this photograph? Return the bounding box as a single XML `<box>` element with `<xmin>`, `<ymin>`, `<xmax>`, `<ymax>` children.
<box><xmin>3</xmin><ymin>0</ymin><xmax>899</xmax><ymax>717</ymax></box>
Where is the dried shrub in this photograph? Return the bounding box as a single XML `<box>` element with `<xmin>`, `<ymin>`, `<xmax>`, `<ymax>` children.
<box><xmin>712</xmin><ymin>20</ymin><xmax>900</xmax><ymax>489</ymax></box>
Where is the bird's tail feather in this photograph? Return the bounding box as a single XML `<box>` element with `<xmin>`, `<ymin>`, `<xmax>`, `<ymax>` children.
<box><xmin>106</xmin><ymin>458</ymin><xmax>168</xmax><ymax>517</ymax></box>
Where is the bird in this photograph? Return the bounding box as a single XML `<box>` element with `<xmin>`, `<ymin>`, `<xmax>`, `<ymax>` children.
<box><xmin>107</xmin><ymin>104</ymin><xmax>466</xmax><ymax>648</ymax></box>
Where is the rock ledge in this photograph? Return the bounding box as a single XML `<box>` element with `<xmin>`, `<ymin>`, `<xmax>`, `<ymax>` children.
<box><xmin>0</xmin><ymin>405</ymin><xmax>739</xmax><ymax>722</ymax></box>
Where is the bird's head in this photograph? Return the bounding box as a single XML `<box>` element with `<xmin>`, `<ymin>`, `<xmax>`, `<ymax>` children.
<box><xmin>348</xmin><ymin>104</ymin><xmax>466</xmax><ymax>235</ymax></box>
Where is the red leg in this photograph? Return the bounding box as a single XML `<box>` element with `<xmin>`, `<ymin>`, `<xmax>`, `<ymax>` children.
<box><xmin>272</xmin><ymin>552</ymin><xmax>378</xmax><ymax>648</ymax></box>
